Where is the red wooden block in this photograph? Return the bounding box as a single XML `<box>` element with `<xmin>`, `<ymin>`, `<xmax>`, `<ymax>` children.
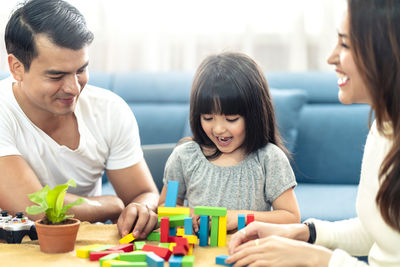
<box><xmin>175</xmin><ymin>237</ymin><xmax>189</xmax><ymax>251</ymax></box>
<box><xmin>160</xmin><ymin>217</ymin><xmax>170</xmax><ymax>243</ymax></box>
<box><xmin>89</xmin><ymin>250</ymin><xmax>124</xmax><ymax>261</ymax></box>
<box><xmin>142</xmin><ymin>244</ymin><xmax>172</xmax><ymax>261</ymax></box>
<box><xmin>107</xmin><ymin>243</ymin><xmax>134</xmax><ymax>252</ymax></box>
<box><xmin>246</xmin><ymin>214</ymin><xmax>255</xmax><ymax>224</ymax></box>
<box><xmin>168</xmin><ymin>236</ymin><xmax>179</xmax><ymax>243</ymax></box>
<box><xmin>172</xmin><ymin>245</ymin><xmax>187</xmax><ymax>256</ymax></box>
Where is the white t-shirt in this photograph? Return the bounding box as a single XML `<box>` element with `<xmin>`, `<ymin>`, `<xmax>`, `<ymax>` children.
<box><xmin>0</xmin><ymin>76</ymin><xmax>143</xmax><ymax>196</ymax></box>
<box><xmin>312</xmin><ymin>121</ymin><xmax>400</xmax><ymax>266</ymax></box>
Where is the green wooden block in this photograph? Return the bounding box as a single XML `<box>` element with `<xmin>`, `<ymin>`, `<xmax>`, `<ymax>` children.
<box><xmin>157</xmin><ymin>214</ymin><xmax>189</xmax><ymax>227</ymax></box>
<box><xmin>134</xmin><ymin>241</ymin><xmax>146</xmax><ymax>251</ymax></box>
<box><xmin>158</xmin><ymin>242</ymin><xmax>170</xmax><ymax>248</ymax></box>
<box><xmin>99</xmin><ymin>252</ymin><xmax>120</xmax><ymax>267</ymax></box>
<box><xmin>210</xmin><ymin>216</ymin><xmax>219</xmax><ymax>247</ymax></box>
<box><xmin>119</xmin><ymin>252</ymin><xmax>148</xmax><ymax>262</ymax></box>
<box><xmin>182</xmin><ymin>255</ymin><xmax>195</xmax><ymax>267</ymax></box>
<box><xmin>90</xmin><ymin>244</ymin><xmax>114</xmax><ymax>252</ymax></box>
<box><xmin>194</xmin><ymin>206</ymin><xmax>227</xmax><ymax>217</ymax></box>
<box><xmin>146</xmin><ymin>231</ymin><xmax>161</xmax><ymax>241</ymax></box>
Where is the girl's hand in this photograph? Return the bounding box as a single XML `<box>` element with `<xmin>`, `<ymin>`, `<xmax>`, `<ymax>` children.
<box><xmin>228</xmin><ymin>221</ymin><xmax>308</xmax><ymax>254</ymax></box>
<box><xmin>226</xmin><ymin>235</ymin><xmax>332</xmax><ymax>267</ymax></box>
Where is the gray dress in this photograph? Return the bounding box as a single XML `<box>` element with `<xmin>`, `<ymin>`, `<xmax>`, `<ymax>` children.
<box><xmin>163</xmin><ymin>141</ymin><xmax>296</xmax><ymax>211</ymax></box>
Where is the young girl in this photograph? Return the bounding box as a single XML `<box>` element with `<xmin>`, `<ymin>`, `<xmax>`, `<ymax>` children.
<box><xmin>158</xmin><ymin>52</ymin><xmax>300</xmax><ymax>231</ymax></box>
<box><xmin>227</xmin><ymin>0</ymin><xmax>400</xmax><ymax>266</ymax></box>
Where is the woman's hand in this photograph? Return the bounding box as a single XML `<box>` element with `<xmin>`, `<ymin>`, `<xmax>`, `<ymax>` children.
<box><xmin>226</xmin><ymin>235</ymin><xmax>332</xmax><ymax>267</ymax></box>
<box><xmin>228</xmin><ymin>221</ymin><xmax>309</xmax><ymax>254</ymax></box>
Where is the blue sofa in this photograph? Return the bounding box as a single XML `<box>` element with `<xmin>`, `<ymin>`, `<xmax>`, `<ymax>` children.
<box><xmin>0</xmin><ymin>70</ymin><xmax>370</xmax><ymax>222</ymax></box>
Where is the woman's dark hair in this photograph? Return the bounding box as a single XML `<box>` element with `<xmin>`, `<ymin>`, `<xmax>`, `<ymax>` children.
<box><xmin>5</xmin><ymin>0</ymin><xmax>94</xmax><ymax>71</ymax></box>
<box><xmin>189</xmin><ymin>51</ymin><xmax>287</xmax><ymax>159</ymax></box>
<box><xmin>348</xmin><ymin>0</ymin><xmax>400</xmax><ymax>231</ymax></box>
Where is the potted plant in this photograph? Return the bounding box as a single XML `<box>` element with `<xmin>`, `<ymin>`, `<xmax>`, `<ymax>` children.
<box><xmin>26</xmin><ymin>179</ymin><xmax>87</xmax><ymax>253</ymax></box>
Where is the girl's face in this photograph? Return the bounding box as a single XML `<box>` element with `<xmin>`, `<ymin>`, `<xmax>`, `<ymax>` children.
<box><xmin>200</xmin><ymin>113</ymin><xmax>246</xmax><ymax>157</ymax></box>
<box><xmin>327</xmin><ymin>11</ymin><xmax>371</xmax><ymax>105</ymax></box>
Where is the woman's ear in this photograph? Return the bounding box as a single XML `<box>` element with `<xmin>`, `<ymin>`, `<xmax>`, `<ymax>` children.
<box><xmin>8</xmin><ymin>54</ymin><xmax>25</xmax><ymax>82</ymax></box>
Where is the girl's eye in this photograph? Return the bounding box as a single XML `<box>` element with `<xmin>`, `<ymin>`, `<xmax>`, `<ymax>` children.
<box><xmin>341</xmin><ymin>43</ymin><xmax>350</xmax><ymax>49</ymax></box>
<box><xmin>201</xmin><ymin>116</ymin><xmax>213</xmax><ymax>121</ymax></box>
<box><xmin>226</xmin><ymin>117</ymin><xmax>239</xmax><ymax>122</ymax></box>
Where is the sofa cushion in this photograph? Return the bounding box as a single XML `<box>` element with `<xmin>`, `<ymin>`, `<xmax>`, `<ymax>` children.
<box><xmin>294</xmin><ymin>104</ymin><xmax>370</xmax><ymax>184</ymax></box>
<box><xmin>295</xmin><ymin>183</ymin><xmax>358</xmax><ymax>221</ymax></box>
<box><xmin>270</xmin><ymin>89</ymin><xmax>308</xmax><ymax>152</ymax></box>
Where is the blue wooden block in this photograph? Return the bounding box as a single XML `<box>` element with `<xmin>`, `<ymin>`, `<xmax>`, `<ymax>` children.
<box><xmin>238</xmin><ymin>214</ymin><xmax>246</xmax><ymax>230</ymax></box>
<box><xmin>169</xmin><ymin>255</ymin><xmax>183</xmax><ymax>267</ymax></box>
<box><xmin>169</xmin><ymin>227</ymin><xmax>177</xmax><ymax>236</ymax></box>
<box><xmin>165</xmin><ymin>181</ymin><xmax>179</xmax><ymax>207</ymax></box>
<box><xmin>216</xmin><ymin>255</ymin><xmax>233</xmax><ymax>266</ymax></box>
<box><xmin>184</xmin><ymin>217</ymin><xmax>192</xmax><ymax>235</ymax></box>
<box><xmin>199</xmin><ymin>215</ymin><xmax>209</xmax><ymax>247</ymax></box>
<box><xmin>146</xmin><ymin>252</ymin><xmax>165</xmax><ymax>267</ymax></box>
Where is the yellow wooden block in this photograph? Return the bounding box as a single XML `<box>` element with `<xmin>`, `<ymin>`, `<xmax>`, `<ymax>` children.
<box><xmin>168</xmin><ymin>242</ymin><xmax>177</xmax><ymax>251</ymax></box>
<box><xmin>76</xmin><ymin>244</ymin><xmax>103</xmax><ymax>258</ymax></box>
<box><xmin>158</xmin><ymin>207</ymin><xmax>190</xmax><ymax>217</ymax></box>
<box><xmin>119</xmin><ymin>233</ymin><xmax>135</xmax><ymax>244</ymax></box>
<box><xmin>176</xmin><ymin>227</ymin><xmax>185</xmax><ymax>236</ymax></box>
<box><xmin>188</xmin><ymin>244</ymin><xmax>193</xmax><ymax>255</ymax></box>
<box><xmin>183</xmin><ymin>234</ymin><xmax>198</xmax><ymax>244</ymax></box>
<box><xmin>103</xmin><ymin>260</ymin><xmax>135</xmax><ymax>267</ymax></box>
<box><xmin>218</xmin><ymin>215</ymin><xmax>227</xmax><ymax>247</ymax></box>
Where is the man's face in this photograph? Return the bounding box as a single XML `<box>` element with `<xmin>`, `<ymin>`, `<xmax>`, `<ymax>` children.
<box><xmin>16</xmin><ymin>34</ymin><xmax>89</xmax><ymax>118</ymax></box>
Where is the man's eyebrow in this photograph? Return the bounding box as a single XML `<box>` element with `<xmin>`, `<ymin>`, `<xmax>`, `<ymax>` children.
<box><xmin>44</xmin><ymin>62</ymin><xmax>89</xmax><ymax>75</ymax></box>
<box><xmin>338</xmin><ymin>32</ymin><xmax>348</xmax><ymax>38</ymax></box>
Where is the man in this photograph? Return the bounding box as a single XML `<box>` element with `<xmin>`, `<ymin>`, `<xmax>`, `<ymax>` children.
<box><xmin>0</xmin><ymin>0</ymin><xmax>159</xmax><ymax>239</ymax></box>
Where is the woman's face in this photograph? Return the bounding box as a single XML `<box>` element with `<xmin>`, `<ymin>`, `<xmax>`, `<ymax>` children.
<box><xmin>327</xmin><ymin>11</ymin><xmax>372</xmax><ymax>105</ymax></box>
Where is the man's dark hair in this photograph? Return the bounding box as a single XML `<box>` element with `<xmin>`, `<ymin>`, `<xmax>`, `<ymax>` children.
<box><xmin>5</xmin><ymin>0</ymin><xmax>94</xmax><ymax>71</ymax></box>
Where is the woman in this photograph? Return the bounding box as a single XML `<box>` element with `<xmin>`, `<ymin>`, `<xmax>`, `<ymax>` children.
<box><xmin>226</xmin><ymin>0</ymin><xmax>400</xmax><ymax>266</ymax></box>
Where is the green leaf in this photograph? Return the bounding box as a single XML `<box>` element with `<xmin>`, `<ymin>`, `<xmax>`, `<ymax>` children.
<box><xmin>26</xmin><ymin>205</ymin><xmax>47</xmax><ymax>215</ymax></box>
<box><xmin>27</xmin><ymin>186</ymin><xmax>49</xmax><ymax>205</ymax></box>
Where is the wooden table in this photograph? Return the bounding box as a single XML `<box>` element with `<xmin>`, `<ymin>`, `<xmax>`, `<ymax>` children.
<box><xmin>0</xmin><ymin>222</ymin><xmax>229</xmax><ymax>266</ymax></box>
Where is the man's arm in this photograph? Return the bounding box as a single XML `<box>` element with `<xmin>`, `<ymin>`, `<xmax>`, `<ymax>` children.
<box><xmin>106</xmin><ymin>158</ymin><xmax>159</xmax><ymax>238</ymax></box>
<box><xmin>0</xmin><ymin>155</ymin><xmax>125</xmax><ymax>222</ymax></box>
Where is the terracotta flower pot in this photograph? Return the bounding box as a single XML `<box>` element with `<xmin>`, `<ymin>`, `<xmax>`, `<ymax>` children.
<box><xmin>35</xmin><ymin>218</ymin><xmax>80</xmax><ymax>253</ymax></box>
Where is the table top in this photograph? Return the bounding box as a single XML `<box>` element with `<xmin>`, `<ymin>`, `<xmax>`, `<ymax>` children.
<box><xmin>0</xmin><ymin>222</ymin><xmax>229</xmax><ymax>266</ymax></box>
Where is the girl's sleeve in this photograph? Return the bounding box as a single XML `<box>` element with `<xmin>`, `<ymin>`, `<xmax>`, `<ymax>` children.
<box><xmin>311</xmin><ymin>218</ymin><xmax>374</xmax><ymax>266</ymax></box>
<box><xmin>162</xmin><ymin>146</ymin><xmax>187</xmax><ymax>200</ymax></box>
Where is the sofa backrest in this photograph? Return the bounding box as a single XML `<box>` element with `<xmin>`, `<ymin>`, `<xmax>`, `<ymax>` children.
<box><xmin>267</xmin><ymin>72</ymin><xmax>370</xmax><ymax>185</ymax></box>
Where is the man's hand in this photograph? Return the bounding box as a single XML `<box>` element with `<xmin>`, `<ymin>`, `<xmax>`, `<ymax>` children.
<box><xmin>117</xmin><ymin>202</ymin><xmax>158</xmax><ymax>239</ymax></box>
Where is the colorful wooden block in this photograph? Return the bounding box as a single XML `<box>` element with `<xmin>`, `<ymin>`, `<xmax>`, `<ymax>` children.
<box><xmin>165</xmin><ymin>181</ymin><xmax>179</xmax><ymax>207</ymax></box>
<box><xmin>183</xmin><ymin>235</ymin><xmax>198</xmax><ymax>245</ymax></box>
<box><xmin>146</xmin><ymin>252</ymin><xmax>165</xmax><ymax>267</ymax></box>
<box><xmin>134</xmin><ymin>241</ymin><xmax>146</xmax><ymax>251</ymax></box>
<box><xmin>119</xmin><ymin>233</ymin><xmax>135</xmax><ymax>244</ymax></box>
<box><xmin>199</xmin><ymin>215</ymin><xmax>209</xmax><ymax>246</ymax></box>
<box><xmin>142</xmin><ymin>244</ymin><xmax>172</xmax><ymax>261</ymax></box>
<box><xmin>172</xmin><ymin>245</ymin><xmax>187</xmax><ymax>256</ymax></box>
<box><xmin>169</xmin><ymin>255</ymin><xmax>184</xmax><ymax>267</ymax></box>
<box><xmin>90</xmin><ymin>250</ymin><xmax>124</xmax><ymax>261</ymax></box>
<box><xmin>160</xmin><ymin>217</ymin><xmax>170</xmax><ymax>243</ymax></box>
<box><xmin>184</xmin><ymin>217</ymin><xmax>192</xmax><ymax>235</ymax></box>
<box><xmin>238</xmin><ymin>214</ymin><xmax>246</xmax><ymax>230</ymax></box>
<box><xmin>99</xmin><ymin>253</ymin><xmax>121</xmax><ymax>267</ymax></box>
<box><xmin>158</xmin><ymin>243</ymin><xmax>170</xmax><ymax>248</ymax></box>
<box><xmin>187</xmin><ymin>244</ymin><xmax>193</xmax><ymax>256</ymax></box>
<box><xmin>216</xmin><ymin>255</ymin><xmax>233</xmax><ymax>266</ymax></box>
<box><xmin>218</xmin><ymin>215</ymin><xmax>227</xmax><ymax>247</ymax></box>
<box><xmin>119</xmin><ymin>251</ymin><xmax>149</xmax><ymax>262</ymax></box>
<box><xmin>246</xmin><ymin>213</ymin><xmax>255</xmax><ymax>224</ymax></box>
<box><xmin>168</xmin><ymin>242</ymin><xmax>177</xmax><ymax>251</ymax></box>
<box><xmin>182</xmin><ymin>255</ymin><xmax>195</xmax><ymax>267</ymax></box>
<box><xmin>175</xmin><ymin>237</ymin><xmax>189</xmax><ymax>251</ymax></box>
<box><xmin>210</xmin><ymin>216</ymin><xmax>219</xmax><ymax>247</ymax></box>
<box><xmin>89</xmin><ymin>244</ymin><xmax>114</xmax><ymax>252</ymax></box>
<box><xmin>177</xmin><ymin>227</ymin><xmax>185</xmax><ymax>237</ymax></box>
<box><xmin>194</xmin><ymin>206</ymin><xmax>227</xmax><ymax>217</ymax></box>
<box><xmin>169</xmin><ymin>227</ymin><xmax>177</xmax><ymax>236</ymax></box>
<box><xmin>76</xmin><ymin>244</ymin><xmax>103</xmax><ymax>258</ymax></box>
<box><xmin>157</xmin><ymin>207</ymin><xmax>190</xmax><ymax>217</ymax></box>
<box><xmin>103</xmin><ymin>260</ymin><xmax>146</xmax><ymax>267</ymax></box>
<box><xmin>108</xmin><ymin>243</ymin><xmax>134</xmax><ymax>252</ymax></box>
<box><xmin>147</xmin><ymin>231</ymin><xmax>161</xmax><ymax>241</ymax></box>
<box><xmin>168</xmin><ymin>236</ymin><xmax>179</xmax><ymax>243</ymax></box>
